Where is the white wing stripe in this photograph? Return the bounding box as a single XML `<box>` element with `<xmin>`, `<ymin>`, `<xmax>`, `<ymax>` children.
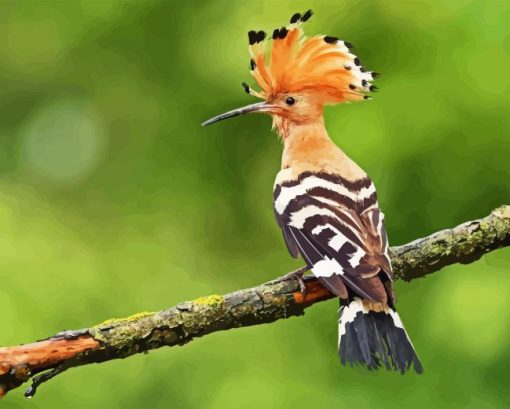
<box><xmin>377</xmin><ymin>211</ymin><xmax>384</xmax><ymax>234</ymax></box>
<box><xmin>312</xmin><ymin>257</ymin><xmax>344</xmax><ymax>277</ymax></box>
<box><xmin>329</xmin><ymin>234</ymin><xmax>349</xmax><ymax>252</ymax></box>
<box><xmin>275</xmin><ymin>176</ymin><xmax>375</xmax><ymax>215</ymax></box>
<box><xmin>290</xmin><ymin>205</ymin><xmax>366</xmax><ymax>244</ymax></box>
<box><xmin>338</xmin><ymin>298</ymin><xmax>367</xmax><ymax>338</ymax></box>
<box><xmin>311</xmin><ymin>223</ymin><xmax>341</xmax><ymax>236</ymax></box>
<box><xmin>309</xmin><ymin>222</ymin><xmax>362</xmax><ymax>258</ymax></box>
<box><xmin>349</xmin><ymin>247</ymin><xmax>365</xmax><ymax>267</ymax></box>
<box><xmin>289</xmin><ymin>205</ymin><xmax>338</xmax><ymax>229</ymax></box>
<box><xmin>313</xmin><ymin>195</ymin><xmax>343</xmax><ymax>208</ymax></box>
<box><xmin>333</xmin><ymin>206</ymin><xmax>362</xmax><ymax>228</ymax></box>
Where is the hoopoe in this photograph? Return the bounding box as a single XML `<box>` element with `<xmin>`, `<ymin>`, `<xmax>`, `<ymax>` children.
<box><xmin>202</xmin><ymin>10</ymin><xmax>422</xmax><ymax>373</ymax></box>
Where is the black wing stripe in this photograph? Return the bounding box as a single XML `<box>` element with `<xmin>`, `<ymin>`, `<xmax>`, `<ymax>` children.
<box><xmin>287</xmin><ymin>226</ymin><xmax>325</xmax><ymax>266</ymax></box>
<box><xmin>371</xmin><ymin>207</ymin><xmax>380</xmax><ymax>229</ymax></box>
<box><xmin>278</xmin><ymin>172</ymin><xmax>372</xmax><ymax>191</ymax></box>
<box><xmin>318</xmin><ymin>275</ymin><xmax>348</xmax><ymax>299</ymax></box>
<box><xmin>282</xmin><ymin>226</ymin><xmax>300</xmax><ymax>259</ymax></box>
<box><xmin>284</xmin><ymin>195</ymin><xmax>364</xmax><ymax>236</ymax></box>
<box><xmin>338</xmin><ymin>241</ymin><xmax>359</xmax><ymax>263</ymax></box>
<box><xmin>274</xmin><ymin>177</ymin><xmax>376</xmax><ymax>217</ymax></box>
<box><xmin>273</xmin><ymin>184</ymin><xmax>282</xmax><ymax>201</ymax></box>
<box><xmin>312</xmin><ymin>226</ymin><xmax>357</xmax><ymax>269</ymax></box>
<box><xmin>358</xmin><ymin>194</ymin><xmax>378</xmax><ymax>212</ymax></box>
<box><xmin>307</xmin><ymin>186</ymin><xmax>377</xmax><ymax>213</ymax></box>
<box><xmin>274</xmin><ymin>171</ymin><xmax>393</xmax><ymax>301</ymax></box>
<box><xmin>301</xmin><ymin>213</ymin><xmax>367</xmax><ymax>251</ymax></box>
<box><xmin>313</xmin><ymin>226</ymin><xmax>337</xmax><ymax>245</ymax></box>
<box><xmin>306</xmin><ymin>172</ymin><xmax>373</xmax><ymax>190</ymax></box>
<box><xmin>288</xmin><ymin>227</ymin><xmax>375</xmax><ymax>301</ymax></box>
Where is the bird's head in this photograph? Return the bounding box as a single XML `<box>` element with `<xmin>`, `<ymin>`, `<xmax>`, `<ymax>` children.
<box><xmin>202</xmin><ymin>10</ymin><xmax>378</xmax><ymax>138</ymax></box>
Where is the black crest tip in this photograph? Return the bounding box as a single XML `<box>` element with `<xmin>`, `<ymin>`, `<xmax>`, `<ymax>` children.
<box><xmin>344</xmin><ymin>41</ymin><xmax>354</xmax><ymax>49</ymax></box>
<box><xmin>372</xmin><ymin>72</ymin><xmax>380</xmax><ymax>78</ymax></box>
<box><xmin>250</xmin><ymin>59</ymin><xmax>256</xmax><ymax>70</ymax></box>
<box><xmin>301</xmin><ymin>9</ymin><xmax>313</xmax><ymax>22</ymax></box>
<box><xmin>290</xmin><ymin>13</ymin><xmax>301</xmax><ymax>24</ymax></box>
<box><xmin>369</xmin><ymin>85</ymin><xmax>379</xmax><ymax>92</ymax></box>
<box><xmin>349</xmin><ymin>84</ymin><xmax>356</xmax><ymax>90</ymax></box>
<box><xmin>272</xmin><ymin>28</ymin><xmax>280</xmax><ymax>40</ymax></box>
<box><xmin>354</xmin><ymin>57</ymin><xmax>361</xmax><ymax>66</ymax></box>
<box><xmin>324</xmin><ymin>36</ymin><xmax>339</xmax><ymax>44</ymax></box>
<box><xmin>256</xmin><ymin>30</ymin><xmax>266</xmax><ymax>43</ymax></box>
<box><xmin>248</xmin><ymin>30</ymin><xmax>258</xmax><ymax>45</ymax></box>
<box><xmin>364</xmin><ymin>95</ymin><xmax>372</xmax><ymax>100</ymax></box>
<box><xmin>241</xmin><ymin>82</ymin><xmax>250</xmax><ymax>94</ymax></box>
<box><xmin>279</xmin><ymin>26</ymin><xmax>288</xmax><ymax>39</ymax></box>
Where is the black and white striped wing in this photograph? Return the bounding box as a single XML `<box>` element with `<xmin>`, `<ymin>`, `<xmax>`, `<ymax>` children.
<box><xmin>273</xmin><ymin>172</ymin><xmax>392</xmax><ymax>303</ymax></box>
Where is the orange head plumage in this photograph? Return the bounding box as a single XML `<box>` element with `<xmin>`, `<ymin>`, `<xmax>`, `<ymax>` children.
<box><xmin>202</xmin><ymin>10</ymin><xmax>378</xmax><ymax>135</ymax></box>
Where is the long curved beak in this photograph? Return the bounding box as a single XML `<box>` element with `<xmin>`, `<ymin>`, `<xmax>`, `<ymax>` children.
<box><xmin>201</xmin><ymin>101</ymin><xmax>277</xmax><ymax>127</ymax></box>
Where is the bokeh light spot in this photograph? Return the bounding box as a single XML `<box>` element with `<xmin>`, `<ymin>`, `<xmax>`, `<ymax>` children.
<box><xmin>19</xmin><ymin>99</ymin><xmax>106</xmax><ymax>187</ymax></box>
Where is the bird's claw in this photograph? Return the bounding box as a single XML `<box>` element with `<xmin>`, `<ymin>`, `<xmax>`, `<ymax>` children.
<box><xmin>279</xmin><ymin>265</ymin><xmax>309</xmax><ymax>298</ymax></box>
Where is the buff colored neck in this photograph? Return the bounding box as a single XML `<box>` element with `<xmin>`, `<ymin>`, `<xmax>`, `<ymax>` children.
<box><xmin>279</xmin><ymin>117</ymin><xmax>367</xmax><ymax>181</ymax></box>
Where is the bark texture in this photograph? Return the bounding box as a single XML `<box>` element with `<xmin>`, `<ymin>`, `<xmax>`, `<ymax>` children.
<box><xmin>1</xmin><ymin>205</ymin><xmax>509</xmax><ymax>399</ymax></box>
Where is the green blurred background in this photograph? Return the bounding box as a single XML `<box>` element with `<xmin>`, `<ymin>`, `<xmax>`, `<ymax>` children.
<box><xmin>1</xmin><ymin>0</ymin><xmax>509</xmax><ymax>407</ymax></box>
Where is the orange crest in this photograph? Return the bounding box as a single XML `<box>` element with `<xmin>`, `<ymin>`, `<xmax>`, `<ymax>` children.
<box><xmin>243</xmin><ymin>10</ymin><xmax>378</xmax><ymax>105</ymax></box>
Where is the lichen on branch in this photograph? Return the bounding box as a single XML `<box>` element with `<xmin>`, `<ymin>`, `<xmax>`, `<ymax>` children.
<box><xmin>0</xmin><ymin>205</ymin><xmax>509</xmax><ymax>399</ymax></box>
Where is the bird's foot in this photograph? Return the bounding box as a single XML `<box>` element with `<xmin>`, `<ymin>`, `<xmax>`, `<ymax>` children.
<box><xmin>279</xmin><ymin>265</ymin><xmax>309</xmax><ymax>296</ymax></box>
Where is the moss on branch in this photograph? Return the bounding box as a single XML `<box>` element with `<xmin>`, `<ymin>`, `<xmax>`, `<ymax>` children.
<box><xmin>0</xmin><ymin>205</ymin><xmax>509</xmax><ymax>399</ymax></box>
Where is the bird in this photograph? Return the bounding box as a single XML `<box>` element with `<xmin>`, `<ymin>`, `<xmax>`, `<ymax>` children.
<box><xmin>202</xmin><ymin>10</ymin><xmax>423</xmax><ymax>374</ymax></box>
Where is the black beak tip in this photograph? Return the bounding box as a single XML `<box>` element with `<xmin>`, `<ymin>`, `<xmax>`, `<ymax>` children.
<box><xmin>201</xmin><ymin>114</ymin><xmax>226</xmax><ymax>127</ymax></box>
<box><xmin>201</xmin><ymin>116</ymin><xmax>227</xmax><ymax>127</ymax></box>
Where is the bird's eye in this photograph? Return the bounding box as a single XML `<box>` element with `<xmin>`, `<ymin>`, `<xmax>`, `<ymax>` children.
<box><xmin>285</xmin><ymin>97</ymin><xmax>296</xmax><ymax>106</ymax></box>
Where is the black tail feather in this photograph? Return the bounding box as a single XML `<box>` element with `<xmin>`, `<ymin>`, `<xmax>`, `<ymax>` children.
<box><xmin>338</xmin><ymin>299</ymin><xmax>423</xmax><ymax>374</ymax></box>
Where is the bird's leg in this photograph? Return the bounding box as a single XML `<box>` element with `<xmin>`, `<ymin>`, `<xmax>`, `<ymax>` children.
<box><xmin>278</xmin><ymin>265</ymin><xmax>310</xmax><ymax>295</ymax></box>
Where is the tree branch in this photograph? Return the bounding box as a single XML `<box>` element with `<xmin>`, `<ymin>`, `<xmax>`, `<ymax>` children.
<box><xmin>1</xmin><ymin>205</ymin><xmax>509</xmax><ymax>399</ymax></box>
